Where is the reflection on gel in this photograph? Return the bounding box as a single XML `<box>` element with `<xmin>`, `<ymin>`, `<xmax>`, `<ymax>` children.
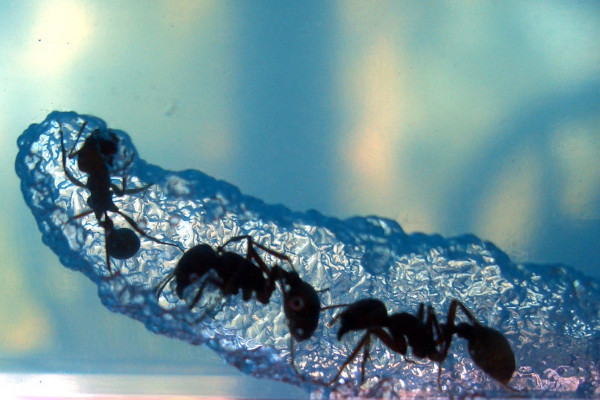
<box><xmin>15</xmin><ymin>112</ymin><xmax>600</xmax><ymax>397</ymax></box>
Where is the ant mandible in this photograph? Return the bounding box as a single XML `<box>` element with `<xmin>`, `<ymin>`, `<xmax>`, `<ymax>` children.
<box><xmin>154</xmin><ymin>235</ymin><xmax>324</xmax><ymax>374</ymax></box>
<box><xmin>60</xmin><ymin>120</ymin><xmax>182</xmax><ymax>273</ymax></box>
<box><xmin>328</xmin><ymin>298</ymin><xmax>446</xmax><ymax>386</ymax></box>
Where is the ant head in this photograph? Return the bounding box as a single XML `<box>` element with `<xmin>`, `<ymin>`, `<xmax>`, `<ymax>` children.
<box><xmin>84</xmin><ymin>128</ymin><xmax>133</xmax><ymax>175</ymax></box>
<box><xmin>174</xmin><ymin>244</ymin><xmax>218</xmax><ymax>299</ymax></box>
<box><xmin>106</xmin><ymin>227</ymin><xmax>140</xmax><ymax>260</ymax></box>
<box><xmin>282</xmin><ymin>277</ymin><xmax>321</xmax><ymax>342</ymax></box>
<box><xmin>93</xmin><ymin>129</ymin><xmax>119</xmax><ymax>161</ymax></box>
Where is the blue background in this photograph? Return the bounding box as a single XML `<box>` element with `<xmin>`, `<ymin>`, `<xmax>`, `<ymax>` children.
<box><xmin>1</xmin><ymin>1</ymin><xmax>599</xmax><ymax>397</ymax></box>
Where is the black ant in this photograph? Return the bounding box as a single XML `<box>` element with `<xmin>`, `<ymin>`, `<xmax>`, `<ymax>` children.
<box><xmin>328</xmin><ymin>298</ymin><xmax>446</xmax><ymax>386</ymax></box>
<box><xmin>154</xmin><ymin>235</ymin><xmax>324</xmax><ymax>374</ymax></box>
<box><xmin>328</xmin><ymin>298</ymin><xmax>516</xmax><ymax>390</ymax></box>
<box><xmin>60</xmin><ymin>120</ymin><xmax>182</xmax><ymax>273</ymax></box>
<box><xmin>154</xmin><ymin>237</ymin><xmax>276</xmax><ymax>308</ymax></box>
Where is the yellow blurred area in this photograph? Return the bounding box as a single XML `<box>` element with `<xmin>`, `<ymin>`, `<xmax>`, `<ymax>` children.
<box><xmin>161</xmin><ymin>0</ymin><xmax>219</xmax><ymax>30</ymax></box>
<box><xmin>0</xmin><ymin>373</ymin><xmax>255</xmax><ymax>398</ymax></box>
<box><xmin>338</xmin><ymin>38</ymin><xmax>414</xmax><ymax>222</ymax></box>
<box><xmin>21</xmin><ymin>0</ymin><xmax>91</xmax><ymax>78</ymax></box>
<box><xmin>333</xmin><ymin>0</ymin><xmax>600</xmax><ymax>250</ymax></box>
<box><xmin>0</xmin><ymin>310</ymin><xmax>52</xmax><ymax>354</ymax></box>
<box><xmin>0</xmin><ymin>228</ymin><xmax>52</xmax><ymax>355</ymax></box>
<box><xmin>475</xmin><ymin>148</ymin><xmax>542</xmax><ymax>261</ymax></box>
<box><xmin>552</xmin><ymin>116</ymin><xmax>600</xmax><ymax>221</ymax></box>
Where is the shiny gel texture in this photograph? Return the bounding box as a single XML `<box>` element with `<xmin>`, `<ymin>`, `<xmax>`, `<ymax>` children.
<box><xmin>15</xmin><ymin>112</ymin><xmax>600</xmax><ymax>398</ymax></box>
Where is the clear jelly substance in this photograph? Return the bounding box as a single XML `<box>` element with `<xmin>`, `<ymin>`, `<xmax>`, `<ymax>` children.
<box><xmin>15</xmin><ymin>111</ymin><xmax>600</xmax><ymax>398</ymax></box>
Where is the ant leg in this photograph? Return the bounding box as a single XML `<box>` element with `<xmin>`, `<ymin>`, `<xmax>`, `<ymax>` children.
<box><xmin>66</xmin><ymin>120</ymin><xmax>88</xmax><ymax>158</ymax></box>
<box><xmin>189</xmin><ymin>279</ymin><xmax>211</xmax><ymax>309</ymax></box>
<box><xmin>190</xmin><ymin>275</ymin><xmax>228</xmax><ymax>310</ymax></box>
<box><xmin>328</xmin><ymin>332</ymin><xmax>371</xmax><ymax>385</ymax></box>
<box><xmin>427</xmin><ymin>306</ymin><xmax>443</xmax><ymax>339</ymax></box>
<box><xmin>441</xmin><ymin>300</ymin><xmax>485</xmax><ymax>359</ymax></box>
<box><xmin>111</xmin><ymin>173</ymin><xmax>153</xmax><ymax>197</ymax></box>
<box><xmin>321</xmin><ymin>299</ymin><xmax>352</xmax><ymax>318</ymax></box>
<box><xmin>426</xmin><ymin>306</ymin><xmax>447</xmax><ymax>358</ymax></box>
<box><xmin>111</xmin><ymin>182</ymin><xmax>152</xmax><ymax>197</ymax></box>
<box><xmin>104</xmin><ymin>240</ymin><xmax>113</xmax><ymax>273</ymax></box>
<box><xmin>247</xmin><ymin>239</ymin><xmax>303</xmax><ymax>278</ymax></box>
<box><xmin>435</xmin><ymin>300</ymin><xmax>468</xmax><ymax>391</ymax></box>
<box><xmin>187</xmin><ymin>278</ymin><xmax>229</xmax><ymax>325</ymax></box>
<box><xmin>221</xmin><ymin>235</ymin><xmax>297</xmax><ymax>273</ymax></box>
<box><xmin>452</xmin><ymin>300</ymin><xmax>480</xmax><ymax>326</ymax></box>
<box><xmin>219</xmin><ymin>234</ymin><xmax>252</xmax><ymax>249</ymax></box>
<box><xmin>373</xmin><ymin>326</ymin><xmax>406</xmax><ymax>356</ymax></box>
<box><xmin>436</xmin><ymin>363</ymin><xmax>443</xmax><ymax>392</ymax></box>
<box><xmin>98</xmin><ymin>217</ymin><xmax>115</xmax><ymax>274</ymax></box>
<box><xmin>69</xmin><ymin>208</ymin><xmax>95</xmax><ymax>221</ymax></box>
<box><xmin>289</xmin><ymin>336</ymin><xmax>302</xmax><ymax>376</ymax></box>
<box><xmin>422</xmin><ymin>306</ymin><xmax>448</xmax><ymax>391</ymax></box>
<box><xmin>220</xmin><ymin>236</ymin><xmax>282</xmax><ymax>285</ymax></box>
<box><xmin>417</xmin><ymin>303</ymin><xmax>424</xmax><ymax>320</ymax></box>
<box><xmin>250</xmin><ymin>241</ymin><xmax>296</xmax><ymax>272</ymax></box>
<box><xmin>402</xmin><ymin>355</ymin><xmax>417</xmax><ymax>364</ymax></box>
<box><xmin>219</xmin><ymin>236</ymin><xmax>259</xmax><ymax>264</ymax></box>
<box><xmin>116</xmin><ymin>211</ymin><xmax>184</xmax><ymax>252</ymax></box>
<box><xmin>155</xmin><ymin>270</ymin><xmax>176</xmax><ymax>298</ymax></box>
<box><xmin>446</xmin><ymin>300</ymin><xmax>459</xmax><ymax>327</ymax></box>
<box><xmin>442</xmin><ymin>301</ymin><xmax>460</xmax><ymax>356</ymax></box>
<box><xmin>59</xmin><ymin>123</ymin><xmax>87</xmax><ymax>188</ymax></box>
<box><xmin>120</xmin><ymin>183</ymin><xmax>152</xmax><ymax>196</ymax></box>
<box><xmin>327</xmin><ymin>312</ymin><xmax>342</xmax><ymax>329</ymax></box>
<box><xmin>359</xmin><ymin>334</ymin><xmax>373</xmax><ymax>384</ymax></box>
<box><xmin>246</xmin><ymin>239</ymin><xmax>274</xmax><ymax>278</ymax></box>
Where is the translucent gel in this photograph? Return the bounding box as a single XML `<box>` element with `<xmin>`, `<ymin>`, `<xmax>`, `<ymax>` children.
<box><xmin>15</xmin><ymin>112</ymin><xmax>600</xmax><ymax>398</ymax></box>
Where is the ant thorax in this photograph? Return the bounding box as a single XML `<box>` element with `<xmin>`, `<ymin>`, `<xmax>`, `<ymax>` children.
<box><xmin>93</xmin><ymin>129</ymin><xmax>134</xmax><ymax>176</ymax></box>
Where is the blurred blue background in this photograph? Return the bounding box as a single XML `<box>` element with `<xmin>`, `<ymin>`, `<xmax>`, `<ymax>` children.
<box><xmin>1</xmin><ymin>1</ymin><xmax>599</xmax><ymax>397</ymax></box>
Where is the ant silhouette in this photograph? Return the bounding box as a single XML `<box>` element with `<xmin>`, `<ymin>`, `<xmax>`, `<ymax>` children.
<box><xmin>60</xmin><ymin>120</ymin><xmax>182</xmax><ymax>273</ymax></box>
<box><xmin>328</xmin><ymin>298</ymin><xmax>446</xmax><ymax>386</ymax></box>
<box><xmin>440</xmin><ymin>299</ymin><xmax>516</xmax><ymax>388</ymax></box>
<box><xmin>328</xmin><ymin>298</ymin><xmax>516</xmax><ymax>391</ymax></box>
<box><xmin>154</xmin><ymin>235</ymin><xmax>325</xmax><ymax>374</ymax></box>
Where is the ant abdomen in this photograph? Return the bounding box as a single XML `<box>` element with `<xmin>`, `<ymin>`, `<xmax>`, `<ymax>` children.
<box><xmin>106</xmin><ymin>227</ymin><xmax>140</xmax><ymax>260</ymax></box>
<box><xmin>455</xmin><ymin>322</ymin><xmax>516</xmax><ymax>385</ymax></box>
<box><xmin>173</xmin><ymin>244</ymin><xmax>219</xmax><ymax>299</ymax></box>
